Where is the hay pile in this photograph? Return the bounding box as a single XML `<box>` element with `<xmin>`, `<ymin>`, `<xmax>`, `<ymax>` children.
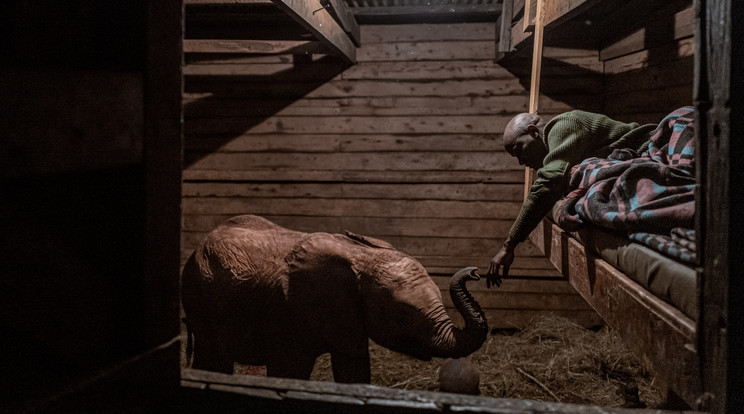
<box><xmin>309</xmin><ymin>313</ymin><xmax>664</xmax><ymax>408</ymax></box>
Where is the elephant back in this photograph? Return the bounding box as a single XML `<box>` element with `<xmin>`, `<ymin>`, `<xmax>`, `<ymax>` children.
<box><xmin>188</xmin><ymin>215</ymin><xmax>304</xmax><ymax>285</ymax></box>
<box><xmin>223</xmin><ymin>214</ymin><xmax>286</xmax><ymax>231</ymax></box>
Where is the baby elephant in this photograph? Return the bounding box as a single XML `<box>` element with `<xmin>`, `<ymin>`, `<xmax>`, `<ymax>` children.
<box><xmin>181</xmin><ymin>215</ymin><xmax>488</xmax><ymax>383</ymax></box>
<box><xmin>439</xmin><ymin>357</ymin><xmax>481</xmax><ymax>395</ymax></box>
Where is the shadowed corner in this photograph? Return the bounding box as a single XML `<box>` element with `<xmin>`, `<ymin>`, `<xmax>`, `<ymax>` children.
<box><xmin>182</xmin><ymin>53</ymin><xmax>352</xmax><ymax>169</ymax></box>
<box><xmin>497</xmin><ymin>0</ymin><xmax>692</xmax><ymax>121</ymax></box>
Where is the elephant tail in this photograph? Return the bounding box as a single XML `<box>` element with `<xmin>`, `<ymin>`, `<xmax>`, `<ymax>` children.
<box><xmin>183</xmin><ymin>317</ymin><xmax>194</xmax><ymax>367</ymax></box>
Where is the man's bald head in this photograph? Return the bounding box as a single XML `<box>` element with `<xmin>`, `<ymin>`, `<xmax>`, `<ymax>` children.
<box><xmin>503</xmin><ymin>113</ymin><xmax>544</xmax><ymax>147</ymax></box>
<box><xmin>501</xmin><ymin>112</ymin><xmax>548</xmax><ymax>170</ymax></box>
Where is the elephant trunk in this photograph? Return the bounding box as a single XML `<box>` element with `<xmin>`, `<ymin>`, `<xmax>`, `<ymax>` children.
<box><xmin>428</xmin><ymin>267</ymin><xmax>488</xmax><ymax>358</ymax></box>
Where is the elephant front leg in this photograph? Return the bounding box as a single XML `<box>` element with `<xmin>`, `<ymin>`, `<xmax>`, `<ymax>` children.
<box><xmin>266</xmin><ymin>355</ymin><xmax>317</xmax><ymax>380</ymax></box>
<box><xmin>331</xmin><ymin>349</ymin><xmax>371</xmax><ymax>383</ymax></box>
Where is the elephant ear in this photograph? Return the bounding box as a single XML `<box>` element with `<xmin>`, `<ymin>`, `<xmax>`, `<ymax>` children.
<box><xmin>344</xmin><ymin>230</ymin><xmax>394</xmax><ymax>249</ymax></box>
<box><xmin>285</xmin><ymin>233</ymin><xmax>368</xmax><ymax>351</ymax></box>
<box><xmin>285</xmin><ymin>233</ymin><xmax>361</xmax><ymax>282</ymax></box>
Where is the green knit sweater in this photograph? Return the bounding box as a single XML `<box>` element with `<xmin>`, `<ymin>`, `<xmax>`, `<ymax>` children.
<box><xmin>508</xmin><ymin>110</ymin><xmax>656</xmax><ymax>243</ymax></box>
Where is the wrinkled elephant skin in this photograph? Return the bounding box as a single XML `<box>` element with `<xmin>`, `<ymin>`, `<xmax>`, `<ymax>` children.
<box><xmin>181</xmin><ymin>215</ymin><xmax>488</xmax><ymax>383</ymax></box>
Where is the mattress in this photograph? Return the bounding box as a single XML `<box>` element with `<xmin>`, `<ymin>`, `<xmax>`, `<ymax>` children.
<box><xmin>549</xmin><ymin>203</ymin><xmax>697</xmax><ymax>320</ymax></box>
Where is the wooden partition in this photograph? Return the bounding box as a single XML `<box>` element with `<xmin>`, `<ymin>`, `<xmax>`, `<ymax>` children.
<box><xmin>600</xmin><ymin>1</ymin><xmax>694</xmax><ymax>123</ymax></box>
<box><xmin>497</xmin><ymin>0</ymin><xmax>699</xmax><ymax>407</ymax></box>
<box><xmin>181</xmin><ymin>22</ymin><xmax>601</xmax><ymax>329</ymax></box>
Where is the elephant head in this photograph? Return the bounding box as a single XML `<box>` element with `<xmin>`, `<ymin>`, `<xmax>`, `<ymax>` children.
<box><xmin>285</xmin><ymin>230</ymin><xmax>488</xmax><ymax>361</ymax></box>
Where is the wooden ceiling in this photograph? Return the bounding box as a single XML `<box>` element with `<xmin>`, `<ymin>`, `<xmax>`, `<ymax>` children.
<box><xmin>184</xmin><ymin>0</ymin><xmax>502</xmax><ymax>64</ymax></box>
<box><xmin>343</xmin><ymin>0</ymin><xmax>502</xmax><ymax>23</ymax></box>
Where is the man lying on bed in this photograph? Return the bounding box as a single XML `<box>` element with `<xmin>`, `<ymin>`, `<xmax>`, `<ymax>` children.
<box><xmin>485</xmin><ymin>110</ymin><xmax>658</xmax><ymax>287</ymax></box>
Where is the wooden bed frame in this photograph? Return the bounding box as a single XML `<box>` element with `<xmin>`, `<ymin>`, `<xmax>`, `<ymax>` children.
<box><xmin>529</xmin><ymin>218</ymin><xmax>701</xmax><ymax>405</ymax></box>
<box><xmin>497</xmin><ymin>0</ymin><xmax>710</xmax><ymax>408</ymax></box>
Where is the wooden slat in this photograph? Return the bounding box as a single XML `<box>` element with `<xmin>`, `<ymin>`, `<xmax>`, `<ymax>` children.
<box><xmin>182</xmin><ymin>233</ymin><xmax>548</xmax><ymax>258</ymax></box>
<box><xmin>497</xmin><ymin>0</ymin><xmax>514</xmax><ymax>57</ymax></box>
<box><xmin>182</xmin><ymin>133</ymin><xmax>504</xmax><ymax>152</ymax></box>
<box><xmin>363</xmin><ymin>22</ymin><xmax>494</xmax><ymax>43</ymax></box>
<box><xmin>424</xmin><ymin>256</ymin><xmax>560</xmax><ymax>271</ymax></box>
<box><xmin>509</xmin><ymin>13</ymin><xmax>532</xmax><ymax>50</ymax></box>
<box><xmin>441</xmin><ymin>289</ymin><xmax>594</xmax><ymax>311</ymax></box>
<box><xmin>349</xmin><ymin>4</ymin><xmax>502</xmax><ymax>19</ymax></box>
<box><xmin>182</xmin><ymin>169</ymin><xmax>525</xmax><ymax>184</ymax></box>
<box><xmin>522</xmin><ymin>0</ymin><xmax>536</xmax><ymax>32</ymax></box>
<box><xmin>325</xmin><ymin>0</ymin><xmax>361</xmax><ymax>46</ymax></box>
<box><xmin>182</xmin><ymin>198</ymin><xmax>522</xmax><ymax>220</ymax></box>
<box><xmin>183</xmin><ymin>115</ymin><xmax>514</xmax><ymax>135</ymax></box>
<box><xmin>358</xmin><ymin>40</ymin><xmax>496</xmax><ymax>62</ymax></box>
<box><xmin>540</xmin><ymin>0</ymin><xmax>602</xmax><ymax>28</ymax></box>
<box><xmin>184</xmin><ymin>151</ymin><xmax>516</xmax><ymax>172</ymax></box>
<box><xmin>432</xmin><ymin>277</ymin><xmax>577</xmax><ymax>294</ymax></box>
<box><xmin>270</xmin><ymin>0</ymin><xmax>356</xmax><ymax>64</ymax></box>
<box><xmin>458</xmin><ymin>308</ymin><xmax>601</xmax><ymax>329</ymax></box>
<box><xmin>185</xmin><ymin>59</ymin><xmax>512</xmax><ymax>80</ymax></box>
<box><xmin>599</xmin><ymin>5</ymin><xmax>693</xmax><ymax>61</ymax></box>
<box><xmin>185</xmin><ymin>77</ymin><xmax>525</xmax><ymax>98</ymax></box>
<box><xmin>183</xmin><ymin>39</ymin><xmax>327</xmax><ymax>55</ymax></box>
<box><xmin>181</xmin><ymin>182</ymin><xmax>525</xmax><ymax>202</ymax></box>
<box><xmin>185</xmin><ymin>367</ymin><xmax>673</xmax><ymax>412</ymax></box>
<box><xmin>183</xmin><ymin>215</ymin><xmax>516</xmax><ymax>237</ymax></box>
<box><xmin>603</xmin><ymin>37</ymin><xmax>695</xmax><ymax>74</ymax></box>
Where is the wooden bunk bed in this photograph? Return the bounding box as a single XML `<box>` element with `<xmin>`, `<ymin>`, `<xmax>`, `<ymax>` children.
<box><xmin>496</xmin><ymin>0</ymin><xmax>704</xmax><ymax>408</ymax></box>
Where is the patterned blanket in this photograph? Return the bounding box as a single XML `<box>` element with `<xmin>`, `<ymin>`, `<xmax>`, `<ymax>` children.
<box><xmin>628</xmin><ymin>228</ymin><xmax>697</xmax><ymax>265</ymax></box>
<box><xmin>558</xmin><ymin>106</ymin><xmax>697</xmax><ymax>239</ymax></box>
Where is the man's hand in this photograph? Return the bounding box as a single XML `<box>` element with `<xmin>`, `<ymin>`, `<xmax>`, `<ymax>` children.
<box><xmin>486</xmin><ymin>244</ymin><xmax>515</xmax><ymax>288</ymax></box>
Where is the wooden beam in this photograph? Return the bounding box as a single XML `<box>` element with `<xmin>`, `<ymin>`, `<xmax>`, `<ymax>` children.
<box><xmin>184</xmin><ymin>0</ymin><xmax>271</xmax><ymax>3</ymax></box>
<box><xmin>324</xmin><ymin>0</ymin><xmax>361</xmax><ymax>47</ymax></box>
<box><xmin>528</xmin><ymin>0</ymin><xmax>544</xmax><ymax>114</ymax></box>
<box><xmin>507</xmin><ymin>0</ymin><xmax>603</xmax><ymax>52</ymax></box>
<box><xmin>271</xmin><ymin>0</ymin><xmax>356</xmax><ymax>64</ymax></box>
<box><xmin>497</xmin><ymin>0</ymin><xmax>514</xmax><ymax>57</ymax></box>
<box><xmin>696</xmin><ymin>0</ymin><xmax>744</xmax><ymax>412</ymax></box>
<box><xmin>541</xmin><ymin>0</ymin><xmax>603</xmax><ymax>28</ymax></box>
<box><xmin>349</xmin><ymin>4</ymin><xmax>502</xmax><ymax>17</ymax></box>
<box><xmin>522</xmin><ymin>0</ymin><xmax>536</xmax><ymax>32</ymax></box>
<box><xmin>183</xmin><ymin>39</ymin><xmax>327</xmax><ymax>55</ymax></box>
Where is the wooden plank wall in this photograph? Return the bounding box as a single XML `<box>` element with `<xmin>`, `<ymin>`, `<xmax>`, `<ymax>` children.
<box><xmin>182</xmin><ymin>22</ymin><xmax>600</xmax><ymax>329</ymax></box>
<box><xmin>600</xmin><ymin>2</ymin><xmax>694</xmax><ymax>123</ymax></box>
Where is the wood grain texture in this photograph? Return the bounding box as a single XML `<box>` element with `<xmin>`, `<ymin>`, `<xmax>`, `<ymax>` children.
<box><xmin>182</xmin><ymin>22</ymin><xmax>594</xmax><ymax>329</ymax></box>
<box><xmin>271</xmin><ymin>0</ymin><xmax>356</xmax><ymax>63</ymax></box>
<box><xmin>529</xmin><ymin>218</ymin><xmax>702</xmax><ymax>405</ymax></box>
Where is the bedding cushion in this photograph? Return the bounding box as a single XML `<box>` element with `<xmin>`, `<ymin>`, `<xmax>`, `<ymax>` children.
<box><xmin>550</xmin><ymin>203</ymin><xmax>697</xmax><ymax>320</ymax></box>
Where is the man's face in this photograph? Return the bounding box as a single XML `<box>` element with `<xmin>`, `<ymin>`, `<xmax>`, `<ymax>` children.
<box><xmin>504</xmin><ymin>130</ymin><xmax>547</xmax><ymax>170</ymax></box>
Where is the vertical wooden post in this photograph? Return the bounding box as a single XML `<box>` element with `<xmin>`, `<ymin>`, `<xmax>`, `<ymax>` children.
<box><xmin>144</xmin><ymin>0</ymin><xmax>183</xmax><ymax>348</ymax></box>
<box><xmin>528</xmin><ymin>0</ymin><xmax>544</xmax><ymax>115</ymax></box>
<box><xmin>695</xmin><ymin>0</ymin><xmax>744</xmax><ymax>412</ymax></box>
<box><xmin>525</xmin><ymin>0</ymin><xmax>544</xmax><ymax>199</ymax></box>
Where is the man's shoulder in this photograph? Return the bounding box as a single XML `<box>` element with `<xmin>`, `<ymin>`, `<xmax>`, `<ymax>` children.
<box><xmin>553</xmin><ymin>110</ymin><xmax>601</xmax><ymax>121</ymax></box>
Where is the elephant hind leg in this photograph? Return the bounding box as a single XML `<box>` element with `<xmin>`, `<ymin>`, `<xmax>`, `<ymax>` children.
<box><xmin>190</xmin><ymin>326</ymin><xmax>233</xmax><ymax>374</ymax></box>
<box><xmin>331</xmin><ymin>350</ymin><xmax>371</xmax><ymax>384</ymax></box>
